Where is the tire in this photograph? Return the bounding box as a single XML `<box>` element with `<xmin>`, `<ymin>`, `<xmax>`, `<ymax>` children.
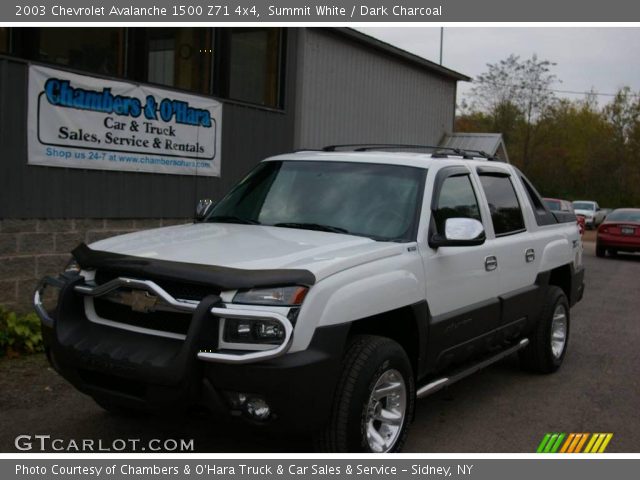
<box><xmin>520</xmin><ymin>286</ymin><xmax>570</xmax><ymax>374</ymax></box>
<box><xmin>608</xmin><ymin>249</ymin><xmax>618</xmax><ymax>256</ymax></box>
<box><xmin>315</xmin><ymin>335</ymin><xmax>415</xmax><ymax>453</ymax></box>
<box><xmin>595</xmin><ymin>244</ymin><xmax>606</xmax><ymax>257</ymax></box>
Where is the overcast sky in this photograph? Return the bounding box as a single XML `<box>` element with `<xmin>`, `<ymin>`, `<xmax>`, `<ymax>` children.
<box><xmin>357</xmin><ymin>27</ymin><xmax>640</xmax><ymax>108</ymax></box>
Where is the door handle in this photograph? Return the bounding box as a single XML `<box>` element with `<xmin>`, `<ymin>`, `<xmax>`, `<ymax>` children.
<box><xmin>525</xmin><ymin>248</ymin><xmax>535</xmax><ymax>263</ymax></box>
<box><xmin>485</xmin><ymin>255</ymin><xmax>498</xmax><ymax>271</ymax></box>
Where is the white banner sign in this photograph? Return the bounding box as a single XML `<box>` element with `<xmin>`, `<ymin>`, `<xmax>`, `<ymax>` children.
<box><xmin>27</xmin><ymin>65</ymin><xmax>222</xmax><ymax>176</ymax></box>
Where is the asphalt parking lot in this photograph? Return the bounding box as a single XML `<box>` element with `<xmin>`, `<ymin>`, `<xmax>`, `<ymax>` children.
<box><xmin>1</xmin><ymin>238</ymin><xmax>639</xmax><ymax>453</ymax></box>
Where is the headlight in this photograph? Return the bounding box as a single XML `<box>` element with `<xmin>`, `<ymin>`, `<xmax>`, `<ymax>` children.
<box><xmin>223</xmin><ymin>318</ymin><xmax>287</xmax><ymax>345</ymax></box>
<box><xmin>64</xmin><ymin>258</ymin><xmax>81</xmax><ymax>274</ymax></box>
<box><xmin>232</xmin><ymin>286</ymin><xmax>308</xmax><ymax>306</ymax></box>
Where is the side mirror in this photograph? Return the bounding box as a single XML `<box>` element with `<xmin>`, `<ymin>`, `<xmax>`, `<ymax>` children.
<box><xmin>195</xmin><ymin>199</ymin><xmax>215</xmax><ymax>222</ymax></box>
<box><xmin>429</xmin><ymin>217</ymin><xmax>485</xmax><ymax>248</ymax></box>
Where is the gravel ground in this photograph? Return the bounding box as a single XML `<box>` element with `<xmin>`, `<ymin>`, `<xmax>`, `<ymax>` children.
<box><xmin>1</xmin><ymin>240</ymin><xmax>638</xmax><ymax>453</ymax></box>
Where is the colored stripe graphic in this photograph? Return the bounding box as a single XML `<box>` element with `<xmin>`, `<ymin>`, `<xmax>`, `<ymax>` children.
<box><xmin>536</xmin><ymin>434</ymin><xmax>552</xmax><ymax>453</ymax></box>
<box><xmin>537</xmin><ymin>433</ymin><xmax>613</xmax><ymax>453</ymax></box>
<box><xmin>584</xmin><ymin>433</ymin><xmax>598</xmax><ymax>453</ymax></box>
<box><xmin>574</xmin><ymin>433</ymin><xmax>589</xmax><ymax>453</ymax></box>
<box><xmin>559</xmin><ymin>433</ymin><xmax>575</xmax><ymax>453</ymax></box>
<box><xmin>550</xmin><ymin>433</ymin><xmax>566</xmax><ymax>453</ymax></box>
<box><xmin>598</xmin><ymin>434</ymin><xmax>614</xmax><ymax>453</ymax></box>
<box><xmin>536</xmin><ymin>433</ymin><xmax>566</xmax><ymax>453</ymax></box>
<box><xmin>584</xmin><ymin>433</ymin><xmax>614</xmax><ymax>453</ymax></box>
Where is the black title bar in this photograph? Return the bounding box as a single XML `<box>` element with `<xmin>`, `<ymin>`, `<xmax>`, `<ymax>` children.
<box><xmin>4</xmin><ymin>0</ymin><xmax>640</xmax><ymax>22</ymax></box>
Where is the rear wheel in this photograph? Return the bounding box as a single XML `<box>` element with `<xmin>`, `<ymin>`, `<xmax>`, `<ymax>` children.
<box><xmin>315</xmin><ymin>335</ymin><xmax>415</xmax><ymax>452</ymax></box>
<box><xmin>520</xmin><ymin>286</ymin><xmax>570</xmax><ymax>374</ymax></box>
<box><xmin>595</xmin><ymin>244</ymin><xmax>606</xmax><ymax>257</ymax></box>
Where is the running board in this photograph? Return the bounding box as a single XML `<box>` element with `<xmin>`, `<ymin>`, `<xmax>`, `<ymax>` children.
<box><xmin>416</xmin><ymin>338</ymin><xmax>529</xmax><ymax>399</ymax></box>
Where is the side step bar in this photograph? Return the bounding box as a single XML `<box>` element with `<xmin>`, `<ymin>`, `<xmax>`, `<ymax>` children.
<box><xmin>416</xmin><ymin>338</ymin><xmax>529</xmax><ymax>399</ymax></box>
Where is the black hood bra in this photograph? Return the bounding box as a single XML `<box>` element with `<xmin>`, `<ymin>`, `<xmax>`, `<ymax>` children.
<box><xmin>72</xmin><ymin>243</ymin><xmax>316</xmax><ymax>290</ymax></box>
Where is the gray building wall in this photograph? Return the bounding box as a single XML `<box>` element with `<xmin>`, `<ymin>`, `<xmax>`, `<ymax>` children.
<box><xmin>0</xmin><ymin>29</ymin><xmax>298</xmax><ymax>219</ymax></box>
<box><xmin>294</xmin><ymin>29</ymin><xmax>458</xmax><ymax>149</ymax></box>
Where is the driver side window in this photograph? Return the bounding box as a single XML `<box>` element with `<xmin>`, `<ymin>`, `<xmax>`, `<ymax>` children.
<box><xmin>434</xmin><ymin>175</ymin><xmax>482</xmax><ymax>234</ymax></box>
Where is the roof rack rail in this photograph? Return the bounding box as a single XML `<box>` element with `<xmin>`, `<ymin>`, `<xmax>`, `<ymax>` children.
<box><xmin>321</xmin><ymin>143</ymin><xmax>500</xmax><ymax>161</ymax></box>
<box><xmin>293</xmin><ymin>148</ymin><xmax>324</xmax><ymax>153</ymax></box>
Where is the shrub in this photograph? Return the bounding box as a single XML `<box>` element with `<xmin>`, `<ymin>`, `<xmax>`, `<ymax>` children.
<box><xmin>0</xmin><ymin>305</ymin><xmax>43</xmax><ymax>357</ymax></box>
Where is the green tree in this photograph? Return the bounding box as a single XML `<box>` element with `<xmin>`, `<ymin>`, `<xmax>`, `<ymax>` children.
<box><xmin>603</xmin><ymin>88</ymin><xmax>640</xmax><ymax>205</ymax></box>
<box><xmin>469</xmin><ymin>54</ymin><xmax>558</xmax><ymax>169</ymax></box>
<box><xmin>458</xmin><ymin>54</ymin><xmax>640</xmax><ymax>208</ymax></box>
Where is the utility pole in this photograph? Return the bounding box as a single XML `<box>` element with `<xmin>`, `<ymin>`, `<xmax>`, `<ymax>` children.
<box><xmin>439</xmin><ymin>27</ymin><xmax>444</xmax><ymax>65</ymax></box>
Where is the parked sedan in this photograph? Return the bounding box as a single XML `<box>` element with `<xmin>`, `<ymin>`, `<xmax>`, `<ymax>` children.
<box><xmin>544</xmin><ymin>197</ymin><xmax>585</xmax><ymax>235</ymax></box>
<box><xmin>596</xmin><ymin>208</ymin><xmax>640</xmax><ymax>257</ymax></box>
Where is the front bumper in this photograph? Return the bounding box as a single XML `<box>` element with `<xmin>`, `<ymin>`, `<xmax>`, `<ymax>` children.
<box><xmin>34</xmin><ymin>274</ymin><xmax>349</xmax><ymax>432</ymax></box>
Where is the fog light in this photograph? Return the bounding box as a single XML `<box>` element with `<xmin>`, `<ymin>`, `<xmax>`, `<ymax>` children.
<box><xmin>244</xmin><ymin>397</ymin><xmax>271</xmax><ymax>421</ymax></box>
<box><xmin>255</xmin><ymin>322</ymin><xmax>284</xmax><ymax>339</ymax></box>
<box><xmin>224</xmin><ymin>319</ymin><xmax>286</xmax><ymax>345</ymax></box>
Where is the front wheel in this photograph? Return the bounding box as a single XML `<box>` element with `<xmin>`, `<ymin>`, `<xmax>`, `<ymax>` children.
<box><xmin>520</xmin><ymin>286</ymin><xmax>570</xmax><ymax>374</ymax></box>
<box><xmin>315</xmin><ymin>335</ymin><xmax>415</xmax><ymax>453</ymax></box>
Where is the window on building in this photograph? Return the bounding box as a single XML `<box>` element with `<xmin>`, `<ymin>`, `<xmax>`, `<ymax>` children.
<box><xmin>434</xmin><ymin>175</ymin><xmax>482</xmax><ymax>234</ymax></box>
<box><xmin>32</xmin><ymin>28</ymin><xmax>124</xmax><ymax>76</ymax></box>
<box><xmin>0</xmin><ymin>28</ymin><xmax>8</xmax><ymax>53</ymax></box>
<box><xmin>12</xmin><ymin>27</ymin><xmax>286</xmax><ymax>108</ymax></box>
<box><xmin>478</xmin><ymin>174</ymin><xmax>526</xmax><ymax>236</ymax></box>
<box><xmin>146</xmin><ymin>28</ymin><xmax>212</xmax><ymax>94</ymax></box>
<box><xmin>219</xmin><ymin>28</ymin><xmax>283</xmax><ymax>108</ymax></box>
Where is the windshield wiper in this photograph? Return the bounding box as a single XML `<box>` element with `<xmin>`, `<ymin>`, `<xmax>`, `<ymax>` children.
<box><xmin>207</xmin><ymin>215</ymin><xmax>261</xmax><ymax>225</ymax></box>
<box><xmin>272</xmin><ymin>222</ymin><xmax>350</xmax><ymax>234</ymax></box>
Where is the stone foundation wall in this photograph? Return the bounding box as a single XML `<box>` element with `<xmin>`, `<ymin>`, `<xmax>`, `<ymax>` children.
<box><xmin>0</xmin><ymin>218</ymin><xmax>189</xmax><ymax>313</ymax></box>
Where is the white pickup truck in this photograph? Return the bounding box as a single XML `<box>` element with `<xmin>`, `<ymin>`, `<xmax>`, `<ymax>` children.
<box><xmin>35</xmin><ymin>146</ymin><xmax>585</xmax><ymax>453</ymax></box>
<box><xmin>573</xmin><ymin>200</ymin><xmax>606</xmax><ymax>229</ymax></box>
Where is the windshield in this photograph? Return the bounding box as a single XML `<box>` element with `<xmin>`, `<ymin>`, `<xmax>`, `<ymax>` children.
<box><xmin>206</xmin><ymin>160</ymin><xmax>425</xmax><ymax>242</ymax></box>
<box><xmin>605</xmin><ymin>210</ymin><xmax>640</xmax><ymax>222</ymax></box>
<box><xmin>573</xmin><ymin>202</ymin><xmax>595</xmax><ymax>211</ymax></box>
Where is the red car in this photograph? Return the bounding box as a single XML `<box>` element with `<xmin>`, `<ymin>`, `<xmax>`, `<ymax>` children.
<box><xmin>596</xmin><ymin>208</ymin><xmax>640</xmax><ymax>257</ymax></box>
<box><xmin>543</xmin><ymin>197</ymin><xmax>585</xmax><ymax>235</ymax></box>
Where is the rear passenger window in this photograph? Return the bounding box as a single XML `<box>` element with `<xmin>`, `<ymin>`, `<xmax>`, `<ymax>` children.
<box><xmin>518</xmin><ymin>171</ymin><xmax>557</xmax><ymax>226</ymax></box>
<box><xmin>434</xmin><ymin>175</ymin><xmax>482</xmax><ymax>233</ymax></box>
<box><xmin>478</xmin><ymin>175</ymin><xmax>525</xmax><ymax>236</ymax></box>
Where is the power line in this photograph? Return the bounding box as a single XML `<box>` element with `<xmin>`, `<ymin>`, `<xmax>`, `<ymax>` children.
<box><xmin>550</xmin><ymin>88</ymin><xmax>640</xmax><ymax>98</ymax></box>
<box><xmin>474</xmin><ymin>81</ymin><xmax>640</xmax><ymax>98</ymax></box>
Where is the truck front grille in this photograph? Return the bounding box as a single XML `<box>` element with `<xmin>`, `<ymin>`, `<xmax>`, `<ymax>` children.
<box><xmin>93</xmin><ymin>296</ymin><xmax>192</xmax><ymax>336</ymax></box>
<box><xmin>94</xmin><ymin>269</ymin><xmax>219</xmax><ymax>301</ymax></box>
